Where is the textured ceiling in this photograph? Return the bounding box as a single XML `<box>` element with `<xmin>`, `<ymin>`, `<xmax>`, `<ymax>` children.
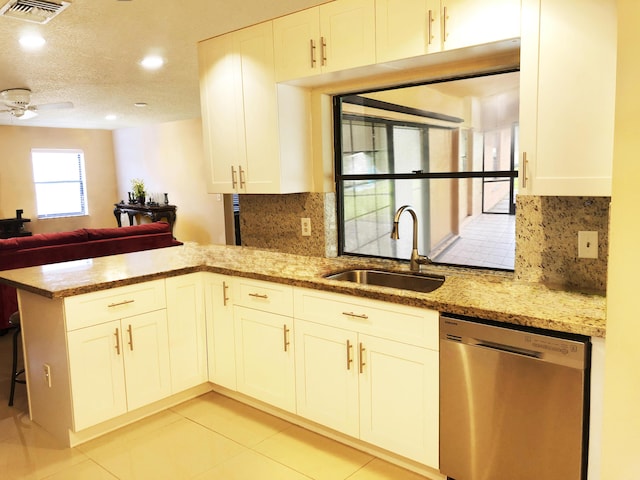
<box><xmin>0</xmin><ymin>0</ymin><xmax>330</xmax><ymax>130</ymax></box>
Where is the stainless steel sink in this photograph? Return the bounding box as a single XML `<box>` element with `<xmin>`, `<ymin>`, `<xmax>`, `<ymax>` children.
<box><xmin>324</xmin><ymin>269</ymin><xmax>444</xmax><ymax>293</ymax></box>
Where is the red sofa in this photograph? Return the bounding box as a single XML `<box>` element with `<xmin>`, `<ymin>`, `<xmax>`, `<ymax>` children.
<box><xmin>0</xmin><ymin>222</ymin><xmax>182</xmax><ymax>331</ymax></box>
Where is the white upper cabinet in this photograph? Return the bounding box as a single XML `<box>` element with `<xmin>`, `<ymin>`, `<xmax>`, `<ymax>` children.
<box><xmin>198</xmin><ymin>22</ymin><xmax>312</xmax><ymax>194</ymax></box>
<box><xmin>376</xmin><ymin>0</ymin><xmax>520</xmax><ymax>63</ymax></box>
<box><xmin>273</xmin><ymin>0</ymin><xmax>376</xmax><ymax>82</ymax></box>
<box><xmin>519</xmin><ymin>0</ymin><xmax>616</xmax><ymax>196</ymax></box>
<box><xmin>441</xmin><ymin>0</ymin><xmax>521</xmax><ymax>51</ymax></box>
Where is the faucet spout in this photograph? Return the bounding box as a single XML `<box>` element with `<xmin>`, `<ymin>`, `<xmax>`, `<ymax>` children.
<box><xmin>390</xmin><ymin>205</ymin><xmax>431</xmax><ymax>272</ymax></box>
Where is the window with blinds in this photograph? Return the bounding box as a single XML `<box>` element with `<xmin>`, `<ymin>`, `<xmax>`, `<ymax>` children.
<box><xmin>31</xmin><ymin>149</ymin><xmax>88</xmax><ymax>218</ymax></box>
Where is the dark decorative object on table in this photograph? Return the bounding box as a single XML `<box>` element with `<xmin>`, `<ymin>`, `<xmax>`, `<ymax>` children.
<box><xmin>164</xmin><ymin>193</ymin><xmax>169</xmax><ymax>205</ymax></box>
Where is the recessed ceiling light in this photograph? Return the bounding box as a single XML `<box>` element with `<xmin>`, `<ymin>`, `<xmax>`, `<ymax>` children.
<box><xmin>19</xmin><ymin>34</ymin><xmax>46</xmax><ymax>50</ymax></box>
<box><xmin>105</xmin><ymin>114</ymin><xmax>117</xmax><ymax>121</ymax></box>
<box><xmin>140</xmin><ymin>55</ymin><xmax>164</xmax><ymax>70</ymax></box>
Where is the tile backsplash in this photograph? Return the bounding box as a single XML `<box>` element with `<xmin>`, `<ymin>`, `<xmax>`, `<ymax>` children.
<box><xmin>240</xmin><ymin>193</ymin><xmax>610</xmax><ymax>294</ymax></box>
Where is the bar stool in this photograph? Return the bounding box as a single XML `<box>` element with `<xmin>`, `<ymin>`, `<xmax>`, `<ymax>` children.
<box><xmin>8</xmin><ymin>311</ymin><xmax>25</xmax><ymax>407</ymax></box>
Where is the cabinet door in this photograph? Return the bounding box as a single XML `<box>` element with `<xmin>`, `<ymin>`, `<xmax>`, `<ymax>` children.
<box><xmin>198</xmin><ymin>33</ymin><xmax>246</xmax><ymax>194</ymax></box>
<box><xmin>442</xmin><ymin>0</ymin><xmax>520</xmax><ymax>51</ymax></box>
<box><xmin>234</xmin><ymin>306</ymin><xmax>296</xmax><ymax>412</ymax></box>
<box><xmin>359</xmin><ymin>335</ymin><xmax>439</xmax><ymax>468</ymax></box>
<box><xmin>376</xmin><ymin>0</ymin><xmax>441</xmax><ymax>62</ymax></box>
<box><xmin>235</xmin><ymin>21</ymin><xmax>284</xmax><ymax>194</ymax></box>
<box><xmin>273</xmin><ymin>7</ymin><xmax>321</xmax><ymax>82</ymax></box>
<box><xmin>519</xmin><ymin>0</ymin><xmax>616</xmax><ymax>196</ymax></box>
<box><xmin>68</xmin><ymin>320</ymin><xmax>127</xmax><ymax>431</ymax></box>
<box><xmin>295</xmin><ymin>320</ymin><xmax>359</xmax><ymax>437</ymax></box>
<box><xmin>204</xmin><ymin>273</ymin><xmax>237</xmax><ymax>390</ymax></box>
<box><xmin>122</xmin><ymin>310</ymin><xmax>172</xmax><ymax>411</ymax></box>
<box><xmin>319</xmin><ymin>0</ymin><xmax>376</xmax><ymax>73</ymax></box>
<box><xmin>166</xmin><ymin>273</ymin><xmax>208</xmax><ymax>393</ymax></box>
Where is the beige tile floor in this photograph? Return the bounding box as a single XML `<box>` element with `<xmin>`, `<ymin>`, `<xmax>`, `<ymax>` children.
<box><xmin>0</xmin><ymin>330</ymin><xmax>431</xmax><ymax>480</ymax></box>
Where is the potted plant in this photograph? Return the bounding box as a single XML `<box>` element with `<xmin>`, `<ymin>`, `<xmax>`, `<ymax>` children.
<box><xmin>131</xmin><ymin>178</ymin><xmax>146</xmax><ymax>205</ymax></box>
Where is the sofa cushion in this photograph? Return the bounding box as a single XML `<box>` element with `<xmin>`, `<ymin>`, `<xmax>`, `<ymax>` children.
<box><xmin>84</xmin><ymin>222</ymin><xmax>171</xmax><ymax>240</ymax></box>
<box><xmin>14</xmin><ymin>229</ymin><xmax>89</xmax><ymax>249</ymax></box>
<box><xmin>0</xmin><ymin>237</ymin><xmax>19</xmax><ymax>251</ymax></box>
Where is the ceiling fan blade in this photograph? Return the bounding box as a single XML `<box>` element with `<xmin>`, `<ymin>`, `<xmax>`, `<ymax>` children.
<box><xmin>32</xmin><ymin>101</ymin><xmax>74</xmax><ymax>111</ymax></box>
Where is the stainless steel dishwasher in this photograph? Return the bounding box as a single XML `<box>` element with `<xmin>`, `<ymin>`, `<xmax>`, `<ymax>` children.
<box><xmin>439</xmin><ymin>314</ymin><xmax>590</xmax><ymax>480</ymax></box>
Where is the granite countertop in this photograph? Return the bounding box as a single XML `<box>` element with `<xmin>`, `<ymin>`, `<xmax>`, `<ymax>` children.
<box><xmin>0</xmin><ymin>243</ymin><xmax>606</xmax><ymax>337</ymax></box>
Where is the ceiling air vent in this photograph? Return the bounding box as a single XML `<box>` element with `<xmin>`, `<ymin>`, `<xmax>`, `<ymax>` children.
<box><xmin>0</xmin><ymin>0</ymin><xmax>70</xmax><ymax>24</ymax></box>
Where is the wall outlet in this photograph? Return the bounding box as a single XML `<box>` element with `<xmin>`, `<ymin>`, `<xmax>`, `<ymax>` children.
<box><xmin>43</xmin><ymin>363</ymin><xmax>52</xmax><ymax>388</ymax></box>
<box><xmin>301</xmin><ymin>218</ymin><xmax>311</xmax><ymax>237</ymax></box>
<box><xmin>578</xmin><ymin>231</ymin><xmax>598</xmax><ymax>259</ymax></box>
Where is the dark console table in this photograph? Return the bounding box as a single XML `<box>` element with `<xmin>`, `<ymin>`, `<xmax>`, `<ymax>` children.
<box><xmin>113</xmin><ymin>203</ymin><xmax>177</xmax><ymax>234</ymax></box>
<box><xmin>0</xmin><ymin>210</ymin><xmax>31</xmax><ymax>239</ymax></box>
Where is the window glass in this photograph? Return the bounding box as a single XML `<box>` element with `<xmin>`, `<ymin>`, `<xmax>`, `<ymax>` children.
<box><xmin>31</xmin><ymin>149</ymin><xmax>88</xmax><ymax>218</ymax></box>
<box><xmin>336</xmin><ymin>71</ymin><xmax>519</xmax><ymax>270</ymax></box>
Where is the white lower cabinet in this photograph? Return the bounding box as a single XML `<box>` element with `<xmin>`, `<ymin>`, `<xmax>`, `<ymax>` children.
<box><xmin>232</xmin><ymin>278</ymin><xmax>296</xmax><ymax>412</ymax></box>
<box><xmin>67</xmin><ymin>310</ymin><xmax>171</xmax><ymax>431</ymax></box>
<box><xmin>358</xmin><ymin>334</ymin><xmax>438</xmax><ymax>467</ymax></box>
<box><xmin>295</xmin><ymin>320</ymin><xmax>359</xmax><ymax>436</ymax></box>
<box><xmin>293</xmin><ymin>288</ymin><xmax>440</xmax><ymax>468</ymax></box>
<box><xmin>204</xmin><ymin>273</ymin><xmax>237</xmax><ymax>390</ymax></box>
<box><xmin>234</xmin><ymin>305</ymin><xmax>296</xmax><ymax>413</ymax></box>
<box><xmin>166</xmin><ymin>273</ymin><xmax>208</xmax><ymax>392</ymax></box>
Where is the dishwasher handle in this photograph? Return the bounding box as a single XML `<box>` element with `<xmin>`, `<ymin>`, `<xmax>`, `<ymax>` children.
<box><xmin>473</xmin><ymin>340</ymin><xmax>542</xmax><ymax>359</ymax></box>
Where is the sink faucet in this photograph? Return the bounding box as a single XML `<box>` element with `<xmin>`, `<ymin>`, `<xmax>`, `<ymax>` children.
<box><xmin>390</xmin><ymin>205</ymin><xmax>431</xmax><ymax>272</ymax></box>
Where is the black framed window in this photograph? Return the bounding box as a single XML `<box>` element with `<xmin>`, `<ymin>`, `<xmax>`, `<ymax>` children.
<box><xmin>335</xmin><ymin>71</ymin><xmax>519</xmax><ymax>270</ymax></box>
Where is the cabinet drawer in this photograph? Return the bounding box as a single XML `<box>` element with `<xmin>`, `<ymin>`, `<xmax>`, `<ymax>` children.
<box><xmin>233</xmin><ymin>277</ymin><xmax>293</xmax><ymax>316</ymax></box>
<box><xmin>64</xmin><ymin>279</ymin><xmax>166</xmax><ymax>331</ymax></box>
<box><xmin>293</xmin><ymin>287</ymin><xmax>438</xmax><ymax>349</ymax></box>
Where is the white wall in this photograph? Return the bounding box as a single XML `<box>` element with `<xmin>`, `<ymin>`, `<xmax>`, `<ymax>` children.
<box><xmin>601</xmin><ymin>0</ymin><xmax>640</xmax><ymax>477</ymax></box>
<box><xmin>112</xmin><ymin>118</ymin><xmax>226</xmax><ymax>245</ymax></box>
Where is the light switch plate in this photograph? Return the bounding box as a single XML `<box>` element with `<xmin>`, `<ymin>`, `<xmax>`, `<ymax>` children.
<box><xmin>578</xmin><ymin>231</ymin><xmax>598</xmax><ymax>259</ymax></box>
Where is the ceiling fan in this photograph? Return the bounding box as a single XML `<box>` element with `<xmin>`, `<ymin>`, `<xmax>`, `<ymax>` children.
<box><xmin>0</xmin><ymin>88</ymin><xmax>73</xmax><ymax>120</ymax></box>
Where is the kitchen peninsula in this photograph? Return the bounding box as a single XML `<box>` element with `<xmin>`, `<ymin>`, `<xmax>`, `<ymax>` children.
<box><xmin>0</xmin><ymin>243</ymin><xmax>605</xmax><ymax>476</ymax></box>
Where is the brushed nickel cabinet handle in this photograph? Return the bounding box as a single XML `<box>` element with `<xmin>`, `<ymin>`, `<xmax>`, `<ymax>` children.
<box><xmin>248</xmin><ymin>292</ymin><xmax>269</xmax><ymax>299</ymax></box>
<box><xmin>114</xmin><ymin>328</ymin><xmax>121</xmax><ymax>355</ymax></box>
<box><xmin>222</xmin><ymin>281</ymin><xmax>229</xmax><ymax>306</ymax></box>
<box><xmin>310</xmin><ymin>38</ymin><xmax>317</xmax><ymax>67</ymax></box>
<box><xmin>127</xmin><ymin>324</ymin><xmax>134</xmax><ymax>351</ymax></box>
<box><xmin>443</xmin><ymin>6</ymin><xmax>449</xmax><ymax>42</ymax></box>
<box><xmin>239</xmin><ymin>166</ymin><xmax>246</xmax><ymax>189</ymax></box>
<box><xmin>428</xmin><ymin>9</ymin><xmax>434</xmax><ymax>45</ymax></box>
<box><xmin>283</xmin><ymin>324</ymin><xmax>290</xmax><ymax>352</ymax></box>
<box><xmin>321</xmin><ymin>36</ymin><xmax>327</xmax><ymax>66</ymax></box>
<box><xmin>231</xmin><ymin>166</ymin><xmax>238</xmax><ymax>189</ymax></box>
<box><xmin>522</xmin><ymin>152</ymin><xmax>529</xmax><ymax>189</ymax></box>
<box><xmin>108</xmin><ymin>299</ymin><xmax>135</xmax><ymax>308</ymax></box>
<box><xmin>342</xmin><ymin>311</ymin><xmax>368</xmax><ymax>320</ymax></box>
<box><xmin>346</xmin><ymin>339</ymin><xmax>353</xmax><ymax>370</ymax></box>
<box><xmin>359</xmin><ymin>342</ymin><xmax>366</xmax><ymax>374</ymax></box>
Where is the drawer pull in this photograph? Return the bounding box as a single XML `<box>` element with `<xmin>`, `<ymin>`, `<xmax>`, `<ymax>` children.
<box><xmin>248</xmin><ymin>292</ymin><xmax>269</xmax><ymax>300</ymax></box>
<box><xmin>346</xmin><ymin>339</ymin><xmax>353</xmax><ymax>370</ymax></box>
<box><xmin>283</xmin><ymin>324</ymin><xmax>290</xmax><ymax>352</ymax></box>
<box><xmin>127</xmin><ymin>324</ymin><xmax>134</xmax><ymax>351</ymax></box>
<box><xmin>108</xmin><ymin>299</ymin><xmax>135</xmax><ymax>308</ymax></box>
<box><xmin>222</xmin><ymin>281</ymin><xmax>230</xmax><ymax>306</ymax></box>
<box><xmin>114</xmin><ymin>328</ymin><xmax>121</xmax><ymax>355</ymax></box>
<box><xmin>359</xmin><ymin>342</ymin><xmax>366</xmax><ymax>374</ymax></box>
<box><xmin>342</xmin><ymin>311</ymin><xmax>368</xmax><ymax>320</ymax></box>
